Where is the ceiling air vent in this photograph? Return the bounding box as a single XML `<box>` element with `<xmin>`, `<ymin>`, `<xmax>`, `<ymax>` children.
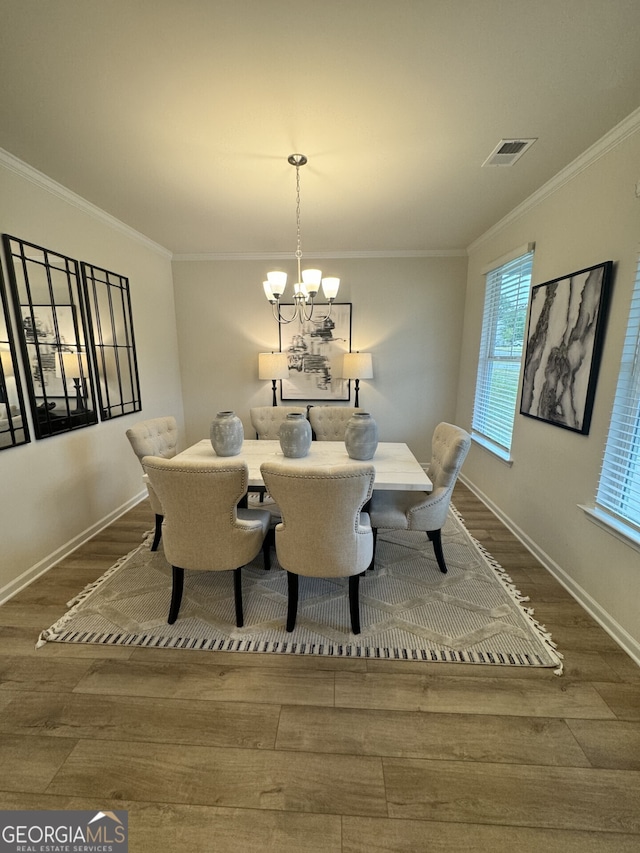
<box><xmin>482</xmin><ymin>138</ymin><xmax>537</xmax><ymax>167</ymax></box>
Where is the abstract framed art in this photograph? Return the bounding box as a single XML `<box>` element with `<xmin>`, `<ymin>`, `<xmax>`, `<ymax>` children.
<box><xmin>520</xmin><ymin>260</ymin><xmax>613</xmax><ymax>434</ymax></box>
<box><xmin>279</xmin><ymin>303</ymin><xmax>352</xmax><ymax>401</ymax></box>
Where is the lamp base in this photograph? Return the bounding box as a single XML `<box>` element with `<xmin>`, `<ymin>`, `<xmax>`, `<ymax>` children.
<box><xmin>73</xmin><ymin>377</ymin><xmax>87</xmax><ymax>414</ymax></box>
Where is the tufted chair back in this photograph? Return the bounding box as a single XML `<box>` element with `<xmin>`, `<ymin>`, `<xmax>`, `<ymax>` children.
<box><xmin>420</xmin><ymin>422</ymin><xmax>472</xmax><ymax>531</ymax></box>
<box><xmin>126</xmin><ymin>416</ymin><xmax>178</xmax><ymax>465</ymax></box>
<box><xmin>250</xmin><ymin>406</ymin><xmax>308</xmax><ymax>440</ymax></box>
<box><xmin>308</xmin><ymin>406</ymin><xmax>361</xmax><ymax>441</ymax></box>
<box><xmin>126</xmin><ymin>416</ymin><xmax>179</xmax><ymax>550</ymax></box>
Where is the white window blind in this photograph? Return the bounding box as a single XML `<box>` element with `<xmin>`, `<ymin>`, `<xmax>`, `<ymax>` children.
<box><xmin>595</xmin><ymin>257</ymin><xmax>640</xmax><ymax>535</ymax></box>
<box><xmin>472</xmin><ymin>249</ymin><xmax>534</xmax><ymax>455</ymax></box>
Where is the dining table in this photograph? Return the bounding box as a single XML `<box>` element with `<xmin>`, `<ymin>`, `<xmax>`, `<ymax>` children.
<box><xmin>173</xmin><ymin>439</ymin><xmax>432</xmax><ymax>492</ymax></box>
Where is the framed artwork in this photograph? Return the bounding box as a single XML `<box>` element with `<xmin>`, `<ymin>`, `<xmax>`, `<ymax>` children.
<box><xmin>520</xmin><ymin>260</ymin><xmax>613</xmax><ymax>435</ymax></box>
<box><xmin>3</xmin><ymin>235</ymin><xmax>98</xmax><ymax>438</ymax></box>
<box><xmin>279</xmin><ymin>303</ymin><xmax>352</xmax><ymax>401</ymax></box>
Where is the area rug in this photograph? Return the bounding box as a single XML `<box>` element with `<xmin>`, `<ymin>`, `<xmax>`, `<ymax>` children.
<box><xmin>37</xmin><ymin>507</ymin><xmax>563</xmax><ymax>674</ymax></box>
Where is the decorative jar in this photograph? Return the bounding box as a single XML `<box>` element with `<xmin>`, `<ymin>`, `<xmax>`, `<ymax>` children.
<box><xmin>279</xmin><ymin>412</ymin><xmax>312</xmax><ymax>458</ymax></box>
<box><xmin>345</xmin><ymin>412</ymin><xmax>378</xmax><ymax>460</ymax></box>
<box><xmin>210</xmin><ymin>411</ymin><xmax>244</xmax><ymax>456</ymax></box>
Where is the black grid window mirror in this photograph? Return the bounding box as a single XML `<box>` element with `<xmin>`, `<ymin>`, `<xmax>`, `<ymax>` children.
<box><xmin>81</xmin><ymin>262</ymin><xmax>141</xmax><ymax>419</ymax></box>
<box><xmin>0</xmin><ymin>260</ymin><xmax>30</xmax><ymax>450</ymax></box>
<box><xmin>2</xmin><ymin>235</ymin><xmax>98</xmax><ymax>439</ymax></box>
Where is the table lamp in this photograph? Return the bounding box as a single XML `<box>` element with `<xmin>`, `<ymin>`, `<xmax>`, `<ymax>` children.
<box><xmin>342</xmin><ymin>352</ymin><xmax>373</xmax><ymax>407</ymax></box>
<box><xmin>60</xmin><ymin>351</ymin><xmax>87</xmax><ymax>413</ymax></box>
<box><xmin>259</xmin><ymin>351</ymin><xmax>289</xmax><ymax>406</ymax></box>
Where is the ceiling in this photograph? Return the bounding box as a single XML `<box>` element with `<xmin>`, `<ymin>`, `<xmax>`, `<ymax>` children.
<box><xmin>1</xmin><ymin>0</ymin><xmax>639</xmax><ymax>256</ymax></box>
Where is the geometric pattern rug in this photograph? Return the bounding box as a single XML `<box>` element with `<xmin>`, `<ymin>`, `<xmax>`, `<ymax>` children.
<box><xmin>38</xmin><ymin>507</ymin><xmax>563</xmax><ymax>674</ymax></box>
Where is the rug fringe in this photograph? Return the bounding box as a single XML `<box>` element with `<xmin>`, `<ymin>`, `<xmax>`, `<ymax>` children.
<box><xmin>36</xmin><ymin>531</ymin><xmax>153</xmax><ymax>650</ymax></box>
<box><xmin>451</xmin><ymin>505</ymin><xmax>564</xmax><ymax>676</ymax></box>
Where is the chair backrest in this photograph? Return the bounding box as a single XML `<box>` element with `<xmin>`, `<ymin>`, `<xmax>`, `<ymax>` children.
<box><xmin>261</xmin><ymin>460</ymin><xmax>374</xmax><ymax>577</ymax></box>
<box><xmin>250</xmin><ymin>406</ymin><xmax>308</xmax><ymax>440</ymax></box>
<box><xmin>126</xmin><ymin>416</ymin><xmax>178</xmax><ymax>464</ymax></box>
<box><xmin>308</xmin><ymin>406</ymin><xmax>361</xmax><ymax>441</ymax></box>
<box><xmin>142</xmin><ymin>456</ymin><xmax>266</xmax><ymax>572</ymax></box>
<box><xmin>423</xmin><ymin>422</ymin><xmax>471</xmax><ymax>526</ymax></box>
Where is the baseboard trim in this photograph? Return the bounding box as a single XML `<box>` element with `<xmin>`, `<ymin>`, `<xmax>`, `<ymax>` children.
<box><xmin>0</xmin><ymin>491</ymin><xmax>147</xmax><ymax>607</ymax></box>
<box><xmin>459</xmin><ymin>474</ymin><xmax>640</xmax><ymax>668</ymax></box>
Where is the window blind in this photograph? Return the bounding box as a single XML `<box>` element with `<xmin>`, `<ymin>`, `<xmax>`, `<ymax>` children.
<box><xmin>595</xmin><ymin>257</ymin><xmax>640</xmax><ymax>534</ymax></box>
<box><xmin>472</xmin><ymin>250</ymin><xmax>533</xmax><ymax>454</ymax></box>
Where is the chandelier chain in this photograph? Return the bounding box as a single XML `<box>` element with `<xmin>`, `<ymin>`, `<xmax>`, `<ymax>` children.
<box><xmin>295</xmin><ymin>162</ymin><xmax>302</xmax><ymax>263</ymax></box>
<box><xmin>262</xmin><ymin>153</ymin><xmax>339</xmax><ymax>324</ymax></box>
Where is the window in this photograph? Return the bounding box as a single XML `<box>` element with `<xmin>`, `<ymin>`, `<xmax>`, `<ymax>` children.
<box><xmin>472</xmin><ymin>246</ymin><xmax>534</xmax><ymax>459</ymax></box>
<box><xmin>594</xmin><ymin>257</ymin><xmax>640</xmax><ymax>540</ymax></box>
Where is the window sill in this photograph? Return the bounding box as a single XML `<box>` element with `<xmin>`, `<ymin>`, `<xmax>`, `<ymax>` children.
<box><xmin>471</xmin><ymin>433</ymin><xmax>514</xmax><ymax>466</ymax></box>
<box><xmin>580</xmin><ymin>505</ymin><xmax>640</xmax><ymax>553</ymax></box>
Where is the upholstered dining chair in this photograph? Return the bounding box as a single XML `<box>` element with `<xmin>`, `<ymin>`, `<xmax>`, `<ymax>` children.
<box><xmin>250</xmin><ymin>405</ymin><xmax>308</xmax><ymax>439</ymax></box>
<box><xmin>126</xmin><ymin>416</ymin><xmax>179</xmax><ymax>551</ymax></box>
<box><xmin>308</xmin><ymin>406</ymin><xmax>361</xmax><ymax>441</ymax></box>
<box><xmin>261</xmin><ymin>460</ymin><xmax>374</xmax><ymax>634</ymax></box>
<box><xmin>368</xmin><ymin>422</ymin><xmax>471</xmax><ymax>574</ymax></box>
<box><xmin>143</xmin><ymin>456</ymin><xmax>271</xmax><ymax>626</ymax></box>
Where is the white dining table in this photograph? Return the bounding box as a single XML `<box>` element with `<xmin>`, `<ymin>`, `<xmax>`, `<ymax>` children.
<box><xmin>174</xmin><ymin>439</ymin><xmax>432</xmax><ymax>492</ymax></box>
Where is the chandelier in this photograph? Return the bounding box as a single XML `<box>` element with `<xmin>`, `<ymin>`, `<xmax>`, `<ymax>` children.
<box><xmin>262</xmin><ymin>154</ymin><xmax>339</xmax><ymax>324</ymax></box>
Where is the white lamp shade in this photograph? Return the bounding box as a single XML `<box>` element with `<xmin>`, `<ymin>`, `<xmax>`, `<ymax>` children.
<box><xmin>56</xmin><ymin>351</ymin><xmax>82</xmax><ymax>380</ymax></box>
<box><xmin>259</xmin><ymin>351</ymin><xmax>289</xmax><ymax>380</ymax></box>
<box><xmin>0</xmin><ymin>349</ymin><xmax>14</xmax><ymax>379</ymax></box>
<box><xmin>302</xmin><ymin>268</ymin><xmax>322</xmax><ymax>294</ymax></box>
<box><xmin>342</xmin><ymin>351</ymin><xmax>373</xmax><ymax>380</ymax></box>
<box><xmin>266</xmin><ymin>271</ymin><xmax>287</xmax><ymax>295</ymax></box>
<box><xmin>321</xmin><ymin>277</ymin><xmax>340</xmax><ymax>300</ymax></box>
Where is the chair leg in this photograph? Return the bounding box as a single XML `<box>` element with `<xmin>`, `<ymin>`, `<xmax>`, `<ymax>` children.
<box><xmin>168</xmin><ymin>566</ymin><xmax>184</xmax><ymax>624</ymax></box>
<box><xmin>234</xmin><ymin>567</ymin><xmax>244</xmax><ymax>627</ymax></box>
<box><xmin>151</xmin><ymin>514</ymin><xmax>163</xmax><ymax>551</ymax></box>
<box><xmin>262</xmin><ymin>530</ymin><xmax>273</xmax><ymax>571</ymax></box>
<box><xmin>349</xmin><ymin>573</ymin><xmax>363</xmax><ymax>635</ymax></box>
<box><xmin>286</xmin><ymin>572</ymin><xmax>299</xmax><ymax>632</ymax></box>
<box><xmin>427</xmin><ymin>528</ymin><xmax>447</xmax><ymax>573</ymax></box>
<box><xmin>368</xmin><ymin>527</ymin><xmax>378</xmax><ymax>572</ymax></box>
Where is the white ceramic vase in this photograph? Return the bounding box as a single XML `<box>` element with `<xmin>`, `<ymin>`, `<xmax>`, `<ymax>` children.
<box><xmin>210</xmin><ymin>411</ymin><xmax>244</xmax><ymax>456</ymax></box>
<box><xmin>345</xmin><ymin>412</ymin><xmax>378</xmax><ymax>460</ymax></box>
<box><xmin>279</xmin><ymin>412</ymin><xmax>312</xmax><ymax>458</ymax></box>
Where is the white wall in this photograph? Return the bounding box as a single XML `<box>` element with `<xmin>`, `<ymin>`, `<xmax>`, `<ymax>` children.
<box><xmin>456</xmin><ymin>121</ymin><xmax>640</xmax><ymax>658</ymax></box>
<box><xmin>0</xmin><ymin>157</ymin><xmax>184</xmax><ymax>600</ymax></box>
<box><xmin>171</xmin><ymin>255</ymin><xmax>468</xmax><ymax>463</ymax></box>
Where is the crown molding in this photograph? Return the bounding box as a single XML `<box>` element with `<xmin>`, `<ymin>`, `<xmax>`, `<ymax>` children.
<box><xmin>467</xmin><ymin>106</ymin><xmax>640</xmax><ymax>254</ymax></box>
<box><xmin>172</xmin><ymin>248</ymin><xmax>467</xmax><ymax>261</ymax></box>
<box><xmin>0</xmin><ymin>147</ymin><xmax>172</xmax><ymax>259</ymax></box>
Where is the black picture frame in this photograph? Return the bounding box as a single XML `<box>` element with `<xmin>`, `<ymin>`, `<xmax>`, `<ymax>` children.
<box><xmin>520</xmin><ymin>260</ymin><xmax>613</xmax><ymax>435</ymax></box>
<box><xmin>279</xmin><ymin>303</ymin><xmax>352</xmax><ymax>401</ymax></box>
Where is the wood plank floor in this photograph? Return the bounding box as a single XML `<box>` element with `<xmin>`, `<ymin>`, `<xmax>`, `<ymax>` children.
<box><xmin>1</xmin><ymin>483</ymin><xmax>639</xmax><ymax>852</ymax></box>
